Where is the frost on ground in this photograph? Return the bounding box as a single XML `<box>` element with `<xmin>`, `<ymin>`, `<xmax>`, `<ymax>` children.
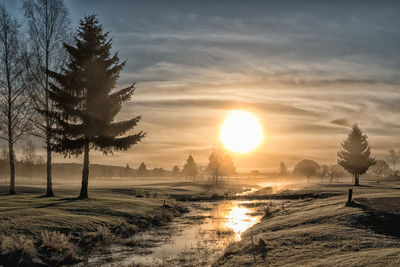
<box><xmin>215</xmin><ymin>182</ymin><xmax>400</xmax><ymax>267</ymax></box>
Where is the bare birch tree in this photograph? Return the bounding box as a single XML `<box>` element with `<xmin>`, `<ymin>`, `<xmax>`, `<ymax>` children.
<box><xmin>0</xmin><ymin>5</ymin><xmax>32</xmax><ymax>194</ymax></box>
<box><xmin>23</xmin><ymin>0</ymin><xmax>70</xmax><ymax>196</ymax></box>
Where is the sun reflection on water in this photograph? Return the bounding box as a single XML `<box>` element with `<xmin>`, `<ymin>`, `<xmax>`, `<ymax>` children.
<box><xmin>113</xmin><ymin>200</ymin><xmax>269</xmax><ymax>266</ymax></box>
<box><xmin>222</xmin><ymin>202</ymin><xmax>260</xmax><ymax>240</ymax></box>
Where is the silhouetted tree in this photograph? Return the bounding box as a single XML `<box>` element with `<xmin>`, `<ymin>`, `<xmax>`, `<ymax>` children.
<box><xmin>172</xmin><ymin>165</ymin><xmax>180</xmax><ymax>177</ymax></box>
<box><xmin>370</xmin><ymin>159</ymin><xmax>389</xmax><ymax>181</ymax></box>
<box><xmin>45</xmin><ymin>15</ymin><xmax>145</xmax><ymax>198</ymax></box>
<box><xmin>338</xmin><ymin>124</ymin><xmax>375</xmax><ymax>186</ymax></box>
<box><xmin>279</xmin><ymin>162</ymin><xmax>288</xmax><ymax>176</ymax></box>
<box><xmin>182</xmin><ymin>155</ymin><xmax>198</xmax><ymax>179</ymax></box>
<box><xmin>329</xmin><ymin>164</ymin><xmax>345</xmax><ymax>183</ymax></box>
<box><xmin>387</xmin><ymin>149</ymin><xmax>399</xmax><ymax>176</ymax></box>
<box><xmin>220</xmin><ymin>154</ymin><xmax>236</xmax><ymax>179</ymax></box>
<box><xmin>23</xmin><ymin>0</ymin><xmax>70</xmax><ymax>196</ymax></box>
<box><xmin>319</xmin><ymin>164</ymin><xmax>330</xmax><ymax>180</ymax></box>
<box><xmin>207</xmin><ymin>148</ymin><xmax>223</xmax><ymax>183</ymax></box>
<box><xmin>150</xmin><ymin>167</ymin><xmax>165</xmax><ymax>177</ymax></box>
<box><xmin>206</xmin><ymin>148</ymin><xmax>236</xmax><ymax>182</ymax></box>
<box><xmin>293</xmin><ymin>159</ymin><xmax>320</xmax><ymax>181</ymax></box>
<box><xmin>0</xmin><ymin>6</ymin><xmax>33</xmax><ymax>194</ymax></box>
<box><xmin>124</xmin><ymin>163</ymin><xmax>131</xmax><ymax>176</ymax></box>
<box><xmin>137</xmin><ymin>162</ymin><xmax>148</xmax><ymax>177</ymax></box>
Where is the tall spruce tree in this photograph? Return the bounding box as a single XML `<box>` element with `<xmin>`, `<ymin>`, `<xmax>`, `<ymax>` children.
<box><xmin>46</xmin><ymin>15</ymin><xmax>145</xmax><ymax>198</ymax></box>
<box><xmin>338</xmin><ymin>124</ymin><xmax>375</xmax><ymax>186</ymax></box>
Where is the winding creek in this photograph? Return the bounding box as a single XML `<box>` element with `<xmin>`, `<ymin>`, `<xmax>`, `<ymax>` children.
<box><xmin>85</xmin><ymin>183</ymin><xmax>294</xmax><ymax>266</ymax></box>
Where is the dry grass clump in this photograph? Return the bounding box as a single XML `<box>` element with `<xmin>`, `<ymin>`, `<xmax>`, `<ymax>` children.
<box><xmin>40</xmin><ymin>230</ymin><xmax>76</xmax><ymax>252</ymax></box>
<box><xmin>78</xmin><ymin>225</ymin><xmax>123</xmax><ymax>250</ymax></box>
<box><xmin>151</xmin><ymin>211</ymin><xmax>173</xmax><ymax>226</ymax></box>
<box><xmin>39</xmin><ymin>230</ymin><xmax>80</xmax><ymax>264</ymax></box>
<box><xmin>96</xmin><ymin>225</ymin><xmax>116</xmax><ymax>247</ymax></box>
<box><xmin>1</xmin><ymin>234</ymin><xmax>36</xmax><ymax>257</ymax></box>
<box><xmin>112</xmin><ymin>219</ymin><xmax>139</xmax><ymax>238</ymax></box>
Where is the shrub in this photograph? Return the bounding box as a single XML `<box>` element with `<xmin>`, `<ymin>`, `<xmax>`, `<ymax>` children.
<box><xmin>40</xmin><ymin>231</ymin><xmax>79</xmax><ymax>264</ymax></box>
<box><xmin>96</xmin><ymin>226</ymin><xmax>116</xmax><ymax>247</ymax></box>
<box><xmin>112</xmin><ymin>220</ymin><xmax>139</xmax><ymax>238</ymax></box>
<box><xmin>1</xmin><ymin>234</ymin><xmax>36</xmax><ymax>257</ymax></box>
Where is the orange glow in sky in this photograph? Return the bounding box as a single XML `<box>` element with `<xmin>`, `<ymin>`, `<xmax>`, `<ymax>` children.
<box><xmin>220</xmin><ymin>110</ymin><xmax>264</xmax><ymax>154</ymax></box>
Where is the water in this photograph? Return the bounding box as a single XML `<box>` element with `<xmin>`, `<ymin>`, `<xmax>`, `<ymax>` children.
<box><xmin>87</xmin><ymin>199</ymin><xmax>276</xmax><ymax>266</ymax></box>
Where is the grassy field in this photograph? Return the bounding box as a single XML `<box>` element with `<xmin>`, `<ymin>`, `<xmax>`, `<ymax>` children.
<box><xmin>215</xmin><ymin>180</ymin><xmax>400</xmax><ymax>267</ymax></box>
<box><xmin>0</xmin><ymin>177</ymin><xmax>256</xmax><ymax>266</ymax></box>
<box><xmin>1</xmin><ymin>176</ymin><xmax>400</xmax><ymax>266</ymax></box>
<box><xmin>0</xmin><ymin>180</ymin><xmax>191</xmax><ymax>266</ymax></box>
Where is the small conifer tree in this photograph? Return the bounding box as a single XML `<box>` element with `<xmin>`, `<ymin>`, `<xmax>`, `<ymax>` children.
<box><xmin>338</xmin><ymin>124</ymin><xmax>375</xmax><ymax>186</ymax></box>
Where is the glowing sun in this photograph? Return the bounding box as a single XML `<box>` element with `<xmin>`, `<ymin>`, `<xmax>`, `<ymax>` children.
<box><xmin>220</xmin><ymin>110</ymin><xmax>264</xmax><ymax>153</ymax></box>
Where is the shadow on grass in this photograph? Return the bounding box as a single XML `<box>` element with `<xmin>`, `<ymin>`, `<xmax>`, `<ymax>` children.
<box><xmin>36</xmin><ymin>194</ymin><xmax>57</xmax><ymax>198</ymax></box>
<box><xmin>323</xmin><ymin>183</ymin><xmax>374</xmax><ymax>188</ymax></box>
<box><xmin>0</xmin><ymin>193</ymin><xmax>16</xmax><ymax>196</ymax></box>
<box><xmin>36</xmin><ymin>197</ymin><xmax>87</xmax><ymax>208</ymax></box>
<box><xmin>0</xmin><ymin>185</ymin><xmax>45</xmax><ymax>194</ymax></box>
<box><xmin>350</xmin><ymin>200</ymin><xmax>400</xmax><ymax>238</ymax></box>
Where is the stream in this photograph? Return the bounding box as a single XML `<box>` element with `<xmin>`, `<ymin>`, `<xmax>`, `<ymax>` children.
<box><xmin>86</xmin><ymin>183</ymin><xmax>294</xmax><ymax>266</ymax></box>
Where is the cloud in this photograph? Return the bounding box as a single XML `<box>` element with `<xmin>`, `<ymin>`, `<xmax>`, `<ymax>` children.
<box><xmin>130</xmin><ymin>98</ymin><xmax>319</xmax><ymax>117</ymax></box>
<box><xmin>4</xmin><ymin>0</ymin><xmax>398</xmax><ymax>170</ymax></box>
<box><xmin>330</xmin><ymin>118</ymin><xmax>350</xmax><ymax>127</ymax></box>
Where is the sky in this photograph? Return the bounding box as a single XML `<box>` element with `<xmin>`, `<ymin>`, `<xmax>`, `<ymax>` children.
<box><xmin>3</xmin><ymin>0</ymin><xmax>400</xmax><ymax>171</ymax></box>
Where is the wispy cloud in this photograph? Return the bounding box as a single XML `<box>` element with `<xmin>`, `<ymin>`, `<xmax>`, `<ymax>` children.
<box><xmin>330</xmin><ymin>119</ymin><xmax>350</xmax><ymax>127</ymax></box>
<box><xmin>5</xmin><ymin>0</ymin><xmax>398</xmax><ymax>169</ymax></box>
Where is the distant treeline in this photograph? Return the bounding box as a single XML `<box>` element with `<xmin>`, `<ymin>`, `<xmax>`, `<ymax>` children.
<box><xmin>0</xmin><ymin>160</ymin><xmax>174</xmax><ymax>180</ymax></box>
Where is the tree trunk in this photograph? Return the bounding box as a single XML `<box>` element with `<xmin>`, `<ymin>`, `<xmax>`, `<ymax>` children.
<box><xmin>354</xmin><ymin>173</ymin><xmax>359</xmax><ymax>186</ymax></box>
<box><xmin>79</xmin><ymin>142</ymin><xmax>90</xmax><ymax>199</ymax></box>
<box><xmin>45</xmin><ymin>39</ymin><xmax>53</xmax><ymax>197</ymax></box>
<box><xmin>8</xmin><ymin>141</ymin><xmax>15</xmax><ymax>194</ymax></box>
<box><xmin>5</xmin><ymin>32</ymin><xmax>15</xmax><ymax>195</ymax></box>
<box><xmin>46</xmin><ymin>132</ymin><xmax>53</xmax><ymax>196</ymax></box>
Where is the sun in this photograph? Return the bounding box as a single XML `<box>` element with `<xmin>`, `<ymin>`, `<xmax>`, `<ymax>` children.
<box><xmin>220</xmin><ymin>110</ymin><xmax>264</xmax><ymax>153</ymax></box>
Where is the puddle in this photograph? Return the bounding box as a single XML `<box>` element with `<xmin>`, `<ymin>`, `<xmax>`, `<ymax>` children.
<box><xmin>85</xmin><ymin>199</ymin><xmax>279</xmax><ymax>266</ymax></box>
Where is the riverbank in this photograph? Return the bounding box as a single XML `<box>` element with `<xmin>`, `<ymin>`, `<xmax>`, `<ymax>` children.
<box><xmin>2</xmin><ymin>178</ymin><xmax>400</xmax><ymax>266</ymax></box>
<box><xmin>0</xmin><ymin>178</ymin><xmax>257</xmax><ymax>266</ymax></box>
<box><xmin>215</xmin><ymin>181</ymin><xmax>400</xmax><ymax>266</ymax></box>
<box><xmin>0</xmin><ymin>189</ymin><xmax>187</xmax><ymax>266</ymax></box>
